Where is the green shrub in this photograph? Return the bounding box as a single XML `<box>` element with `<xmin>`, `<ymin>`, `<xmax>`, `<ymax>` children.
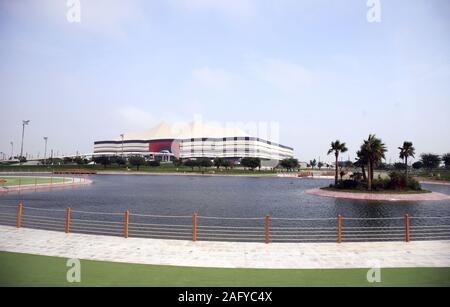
<box><xmin>387</xmin><ymin>171</ymin><xmax>422</xmax><ymax>191</ymax></box>
<box><xmin>412</xmin><ymin>161</ymin><xmax>423</xmax><ymax>169</ymax></box>
<box><xmin>148</xmin><ymin>160</ymin><xmax>161</xmax><ymax>167</ymax></box>
<box><xmin>388</xmin><ymin>171</ymin><xmax>408</xmax><ymax>190</ymax></box>
<box><xmin>393</xmin><ymin>162</ymin><xmax>406</xmax><ymax>170</ymax></box>
<box><xmin>350</xmin><ymin>172</ymin><xmax>363</xmax><ymax>181</ymax></box>
<box><xmin>332</xmin><ymin>180</ymin><xmax>364</xmax><ymax>190</ymax></box>
<box><xmin>407</xmin><ymin>177</ymin><xmax>422</xmax><ymax>190</ymax></box>
<box><xmin>329</xmin><ymin>170</ymin><xmax>422</xmax><ymax>192</ymax></box>
<box><xmin>341</xmin><ymin>180</ymin><xmax>358</xmax><ymax>189</ymax></box>
<box><xmin>372</xmin><ymin>177</ymin><xmax>390</xmax><ymax>190</ymax></box>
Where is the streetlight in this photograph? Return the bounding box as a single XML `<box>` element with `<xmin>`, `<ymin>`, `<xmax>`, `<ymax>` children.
<box><xmin>19</xmin><ymin>120</ymin><xmax>30</xmax><ymax>165</ymax></box>
<box><xmin>43</xmin><ymin>137</ymin><xmax>48</xmax><ymax>165</ymax></box>
<box><xmin>10</xmin><ymin>141</ymin><xmax>13</xmax><ymax>160</ymax></box>
<box><xmin>120</xmin><ymin>134</ymin><xmax>125</xmax><ymax>158</ymax></box>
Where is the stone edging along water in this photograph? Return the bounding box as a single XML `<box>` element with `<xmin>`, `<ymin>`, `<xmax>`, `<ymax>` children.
<box><xmin>305</xmin><ymin>188</ymin><xmax>450</xmax><ymax>202</ymax></box>
<box><xmin>0</xmin><ymin>177</ymin><xmax>93</xmax><ymax>194</ymax></box>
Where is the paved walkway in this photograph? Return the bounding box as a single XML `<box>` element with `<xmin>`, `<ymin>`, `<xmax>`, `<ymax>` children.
<box><xmin>0</xmin><ymin>225</ymin><xmax>449</xmax><ymax>269</ymax></box>
<box><xmin>420</xmin><ymin>180</ymin><xmax>450</xmax><ymax>186</ymax></box>
<box><xmin>305</xmin><ymin>188</ymin><xmax>450</xmax><ymax>202</ymax></box>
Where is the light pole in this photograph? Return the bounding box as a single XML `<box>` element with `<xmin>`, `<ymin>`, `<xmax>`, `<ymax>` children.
<box><xmin>19</xmin><ymin>120</ymin><xmax>30</xmax><ymax>165</ymax></box>
<box><xmin>43</xmin><ymin>137</ymin><xmax>48</xmax><ymax>165</ymax></box>
<box><xmin>10</xmin><ymin>142</ymin><xmax>13</xmax><ymax>160</ymax></box>
<box><xmin>120</xmin><ymin>134</ymin><xmax>124</xmax><ymax>158</ymax></box>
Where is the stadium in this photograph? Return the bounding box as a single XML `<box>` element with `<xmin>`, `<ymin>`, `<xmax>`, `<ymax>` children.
<box><xmin>94</xmin><ymin>121</ymin><xmax>294</xmax><ymax>163</ymax></box>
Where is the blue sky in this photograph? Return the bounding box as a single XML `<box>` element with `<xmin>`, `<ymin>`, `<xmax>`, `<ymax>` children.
<box><xmin>0</xmin><ymin>0</ymin><xmax>449</xmax><ymax>163</ymax></box>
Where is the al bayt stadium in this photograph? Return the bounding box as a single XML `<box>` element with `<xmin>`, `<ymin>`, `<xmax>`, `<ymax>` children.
<box><xmin>94</xmin><ymin>121</ymin><xmax>294</xmax><ymax>164</ymax></box>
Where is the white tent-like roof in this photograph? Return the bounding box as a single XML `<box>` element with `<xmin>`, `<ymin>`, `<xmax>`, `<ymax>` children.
<box><xmin>116</xmin><ymin>121</ymin><xmax>249</xmax><ymax>141</ymax></box>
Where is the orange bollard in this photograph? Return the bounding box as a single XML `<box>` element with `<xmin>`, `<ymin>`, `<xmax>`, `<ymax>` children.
<box><xmin>17</xmin><ymin>203</ymin><xmax>23</xmax><ymax>228</ymax></box>
<box><xmin>193</xmin><ymin>211</ymin><xmax>197</xmax><ymax>242</ymax></box>
<box><xmin>405</xmin><ymin>214</ymin><xmax>410</xmax><ymax>243</ymax></box>
<box><xmin>337</xmin><ymin>214</ymin><xmax>342</xmax><ymax>243</ymax></box>
<box><xmin>66</xmin><ymin>208</ymin><xmax>71</xmax><ymax>234</ymax></box>
<box><xmin>265</xmin><ymin>215</ymin><xmax>270</xmax><ymax>244</ymax></box>
<box><xmin>124</xmin><ymin>210</ymin><xmax>129</xmax><ymax>238</ymax></box>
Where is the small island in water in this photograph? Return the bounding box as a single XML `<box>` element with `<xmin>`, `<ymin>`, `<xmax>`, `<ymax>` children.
<box><xmin>324</xmin><ymin>170</ymin><xmax>429</xmax><ymax>194</ymax></box>
<box><xmin>322</xmin><ymin>136</ymin><xmax>429</xmax><ymax>195</ymax></box>
<box><xmin>304</xmin><ymin>136</ymin><xmax>450</xmax><ymax>201</ymax></box>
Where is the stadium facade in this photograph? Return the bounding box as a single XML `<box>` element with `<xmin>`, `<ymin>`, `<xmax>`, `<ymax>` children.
<box><xmin>94</xmin><ymin>121</ymin><xmax>294</xmax><ymax>162</ymax></box>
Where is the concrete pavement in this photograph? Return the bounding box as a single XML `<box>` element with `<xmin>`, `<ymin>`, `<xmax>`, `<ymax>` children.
<box><xmin>0</xmin><ymin>225</ymin><xmax>449</xmax><ymax>269</ymax></box>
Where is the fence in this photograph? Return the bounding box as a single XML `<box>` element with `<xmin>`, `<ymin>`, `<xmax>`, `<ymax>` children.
<box><xmin>0</xmin><ymin>203</ymin><xmax>450</xmax><ymax>243</ymax></box>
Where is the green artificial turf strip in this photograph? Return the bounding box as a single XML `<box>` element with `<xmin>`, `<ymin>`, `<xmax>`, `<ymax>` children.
<box><xmin>0</xmin><ymin>251</ymin><xmax>449</xmax><ymax>287</ymax></box>
<box><xmin>0</xmin><ymin>177</ymin><xmax>66</xmax><ymax>186</ymax></box>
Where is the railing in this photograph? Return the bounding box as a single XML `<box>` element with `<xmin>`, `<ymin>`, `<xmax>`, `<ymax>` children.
<box><xmin>0</xmin><ymin>203</ymin><xmax>450</xmax><ymax>243</ymax></box>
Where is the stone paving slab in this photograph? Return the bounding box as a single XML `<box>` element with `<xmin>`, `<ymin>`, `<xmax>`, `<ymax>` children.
<box><xmin>0</xmin><ymin>225</ymin><xmax>449</xmax><ymax>269</ymax></box>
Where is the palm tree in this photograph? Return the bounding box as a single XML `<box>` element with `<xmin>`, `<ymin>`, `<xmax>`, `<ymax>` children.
<box><xmin>398</xmin><ymin>142</ymin><xmax>415</xmax><ymax>176</ymax></box>
<box><xmin>355</xmin><ymin>149</ymin><xmax>368</xmax><ymax>181</ymax></box>
<box><xmin>327</xmin><ymin>140</ymin><xmax>348</xmax><ymax>185</ymax></box>
<box><xmin>361</xmin><ymin>134</ymin><xmax>387</xmax><ymax>191</ymax></box>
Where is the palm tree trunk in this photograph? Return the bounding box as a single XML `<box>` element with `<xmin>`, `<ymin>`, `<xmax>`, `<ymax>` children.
<box><xmin>370</xmin><ymin>161</ymin><xmax>374</xmax><ymax>182</ymax></box>
<box><xmin>335</xmin><ymin>154</ymin><xmax>339</xmax><ymax>185</ymax></box>
<box><xmin>405</xmin><ymin>157</ymin><xmax>408</xmax><ymax>177</ymax></box>
<box><xmin>367</xmin><ymin>161</ymin><xmax>372</xmax><ymax>191</ymax></box>
<box><xmin>361</xmin><ymin>165</ymin><xmax>367</xmax><ymax>180</ymax></box>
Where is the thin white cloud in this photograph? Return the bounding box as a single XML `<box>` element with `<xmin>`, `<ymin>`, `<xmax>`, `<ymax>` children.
<box><xmin>191</xmin><ymin>67</ymin><xmax>235</xmax><ymax>90</ymax></box>
<box><xmin>77</xmin><ymin>0</ymin><xmax>143</xmax><ymax>39</ymax></box>
<box><xmin>113</xmin><ymin>106</ymin><xmax>157</xmax><ymax>132</ymax></box>
<box><xmin>255</xmin><ymin>59</ymin><xmax>315</xmax><ymax>94</ymax></box>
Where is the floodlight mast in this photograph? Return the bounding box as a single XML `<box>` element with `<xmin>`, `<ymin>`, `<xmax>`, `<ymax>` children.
<box><xmin>19</xmin><ymin>120</ymin><xmax>30</xmax><ymax>165</ymax></box>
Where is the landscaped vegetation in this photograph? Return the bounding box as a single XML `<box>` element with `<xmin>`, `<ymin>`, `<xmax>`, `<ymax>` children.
<box><xmin>327</xmin><ymin>140</ymin><xmax>348</xmax><ymax>185</ymax></box>
<box><xmin>0</xmin><ymin>161</ymin><xmax>280</xmax><ymax>176</ymax></box>
<box><xmin>325</xmin><ymin>136</ymin><xmax>427</xmax><ymax>193</ymax></box>
<box><xmin>1</xmin><ymin>145</ymin><xmax>449</xmax><ymax>183</ymax></box>
<box><xmin>409</xmin><ymin>153</ymin><xmax>450</xmax><ymax>181</ymax></box>
<box><xmin>0</xmin><ymin>154</ymin><xmax>303</xmax><ymax>177</ymax></box>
